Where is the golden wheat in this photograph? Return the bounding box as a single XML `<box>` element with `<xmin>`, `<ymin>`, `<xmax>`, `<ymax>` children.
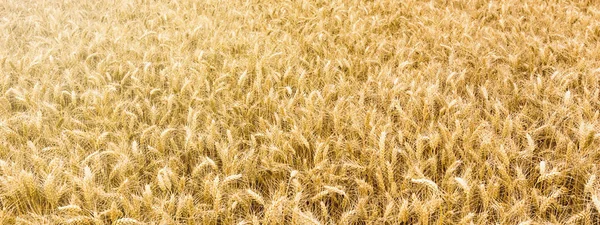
<box><xmin>0</xmin><ymin>0</ymin><xmax>599</xmax><ymax>224</ymax></box>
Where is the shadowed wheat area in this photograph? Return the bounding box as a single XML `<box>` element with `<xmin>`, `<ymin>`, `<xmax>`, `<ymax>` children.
<box><xmin>1</xmin><ymin>0</ymin><xmax>600</xmax><ymax>224</ymax></box>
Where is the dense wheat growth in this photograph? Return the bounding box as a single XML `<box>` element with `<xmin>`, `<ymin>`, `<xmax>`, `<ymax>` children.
<box><xmin>1</xmin><ymin>0</ymin><xmax>600</xmax><ymax>224</ymax></box>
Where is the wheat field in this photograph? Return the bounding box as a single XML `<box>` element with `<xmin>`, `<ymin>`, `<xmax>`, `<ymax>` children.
<box><xmin>0</xmin><ymin>0</ymin><xmax>599</xmax><ymax>224</ymax></box>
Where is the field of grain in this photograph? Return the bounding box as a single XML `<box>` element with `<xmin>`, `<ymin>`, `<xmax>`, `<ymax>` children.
<box><xmin>1</xmin><ymin>0</ymin><xmax>600</xmax><ymax>224</ymax></box>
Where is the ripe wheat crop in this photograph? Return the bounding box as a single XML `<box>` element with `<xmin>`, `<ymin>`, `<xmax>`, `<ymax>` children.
<box><xmin>1</xmin><ymin>0</ymin><xmax>600</xmax><ymax>224</ymax></box>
